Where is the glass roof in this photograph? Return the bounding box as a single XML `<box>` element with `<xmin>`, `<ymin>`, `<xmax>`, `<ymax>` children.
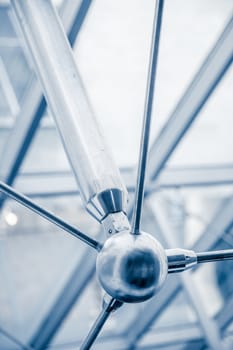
<box><xmin>0</xmin><ymin>0</ymin><xmax>233</xmax><ymax>349</ymax></box>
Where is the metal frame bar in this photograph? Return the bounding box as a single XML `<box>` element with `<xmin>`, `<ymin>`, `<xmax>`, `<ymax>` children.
<box><xmin>29</xmin><ymin>246</ymin><xmax>97</xmax><ymax>350</ymax></box>
<box><xmin>0</xmin><ymin>4</ymin><xmax>232</xmax><ymax>350</ymax></box>
<box><xmin>125</xmin><ymin>196</ymin><xmax>233</xmax><ymax>348</ymax></box>
<box><xmin>0</xmin><ymin>1</ymin><xmax>96</xmax><ymax>348</ymax></box>
<box><xmin>146</xmin><ymin>14</ymin><xmax>233</xmax><ymax>182</ymax></box>
<box><xmin>124</xmin><ymin>14</ymin><xmax>233</xmax><ymax>346</ymax></box>
<box><xmin>12</xmin><ymin>164</ymin><xmax>233</xmax><ymax>198</ymax></box>
<box><xmin>181</xmin><ymin>289</ymin><xmax>233</xmax><ymax>350</ymax></box>
<box><xmin>152</xmin><ymin>202</ymin><xmax>225</xmax><ymax>350</ymax></box>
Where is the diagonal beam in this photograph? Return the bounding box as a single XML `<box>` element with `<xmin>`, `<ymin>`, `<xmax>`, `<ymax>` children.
<box><xmin>29</xmin><ymin>246</ymin><xmax>97</xmax><ymax>350</ymax></box>
<box><xmin>134</xmin><ymin>292</ymin><xmax>233</xmax><ymax>349</ymax></box>
<box><xmin>217</xmin><ymin>292</ymin><xmax>233</xmax><ymax>331</ymax></box>
<box><xmin>181</xmin><ymin>284</ymin><xmax>233</xmax><ymax>350</ymax></box>
<box><xmin>192</xmin><ymin>196</ymin><xmax>233</xmax><ymax>252</ymax></box>
<box><xmin>10</xmin><ymin>1</ymin><xmax>98</xmax><ymax>348</ymax></box>
<box><xmin>136</xmin><ymin>296</ymin><xmax>233</xmax><ymax>350</ymax></box>
<box><xmin>125</xmin><ymin>14</ymin><xmax>233</xmax><ymax>346</ymax></box>
<box><xmin>95</xmin><ymin>294</ymin><xmax>232</xmax><ymax>350</ymax></box>
<box><xmin>146</xmin><ymin>14</ymin><xmax>233</xmax><ymax>182</ymax></box>
<box><xmin>0</xmin><ymin>0</ymin><xmax>92</xmax><ymax>206</ymax></box>
<box><xmin>148</xmin><ymin>201</ymin><xmax>225</xmax><ymax>350</ymax></box>
<box><xmin>125</xmin><ymin>196</ymin><xmax>233</xmax><ymax>348</ymax></box>
<box><xmin>126</xmin><ymin>13</ymin><xmax>233</xmax><ymax>219</ymax></box>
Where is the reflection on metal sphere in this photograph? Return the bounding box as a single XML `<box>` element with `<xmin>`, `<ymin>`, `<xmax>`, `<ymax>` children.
<box><xmin>96</xmin><ymin>231</ymin><xmax>168</xmax><ymax>303</ymax></box>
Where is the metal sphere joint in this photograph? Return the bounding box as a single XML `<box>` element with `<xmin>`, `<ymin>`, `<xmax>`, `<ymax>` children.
<box><xmin>96</xmin><ymin>231</ymin><xmax>168</xmax><ymax>303</ymax></box>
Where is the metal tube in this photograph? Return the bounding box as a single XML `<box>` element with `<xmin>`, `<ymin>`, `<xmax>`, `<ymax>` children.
<box><xmin>197</xmin><ymin>249</ymin><xmax>233</xmax><ymax>263</ymax></box>
<box><xmin>10</xmin><ymin>0</ymin><xmax>128</xmax><ymax>223</ymax></box>
<box><xmin>166</xmin><ymin>248</ymin><xmax>197</xmax><ymax>273</ymax></box>
<box><xmin>0</xmin><ymin>0</ymin><xmax>91</xmax><ymax>209</ymax></box>
<box><xmin>0</xmin><ymin>181</ymin><xmax>102</xmax><ymax>251</ymax></box>
<box><xmin>131</xmin><ymin>0</ymin><xmax>164</xmax><ymax>234</ymax></box>
<box><xmin>80</xmin><ymin>298</ymin><xmax>121</xmax><ymax>350</ymax></box>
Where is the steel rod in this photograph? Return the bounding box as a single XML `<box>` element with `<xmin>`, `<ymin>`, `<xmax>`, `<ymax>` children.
<box><xmin>197</xmin><ymin>249</ymin><xmax>233</xmax><ymax>263</ymax></box>
<box><xmin>80</xmin><ymin>298</ymin><xmax>121</xmax><ymax>350</ymax></box>
<box><xmin>131</xmin><ymin>0</ymin><xmax>164</xmax><ymax>234</ymax></box>
<box><xmin>0</xmin><ymin>182</ymin><xmax>102</xmax><ymax>251</ymax></box>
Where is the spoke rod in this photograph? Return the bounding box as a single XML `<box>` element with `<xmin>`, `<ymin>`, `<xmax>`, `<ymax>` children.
<box><xmin>131</xmin><ymin>0</ymin><xmax>164</xmax><ymax>234</ymax></box>
<box><xmin>197</xmin><ymin>249</ymin><xmax>233</xmax><ymax>263</ymax></box>
<box><xmin>166</xmin><ymin>248</ymin><xmax>233</xmax><ymax>273</ymax></box>
<box><xmin>80</xmin><ymin>298</ymin><xmax>121</xmax><ymax>350</ymax></box>
<box><xmin>0</xmin><ymin>182</ymin><xmax>102</xmax><ymax>251</ymax></box>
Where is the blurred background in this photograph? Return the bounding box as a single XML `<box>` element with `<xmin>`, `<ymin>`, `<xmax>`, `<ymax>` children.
<box><xmin>0</xmin><ymin>0</ymin><xmax>233</xmax><ymax>349</ymax></box>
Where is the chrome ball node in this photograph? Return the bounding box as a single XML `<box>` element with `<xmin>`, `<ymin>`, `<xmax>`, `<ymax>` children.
<box><xmin>96</xmin><ymin>231</ymin><xmax>168</xmax><ymax>303</ymax></box>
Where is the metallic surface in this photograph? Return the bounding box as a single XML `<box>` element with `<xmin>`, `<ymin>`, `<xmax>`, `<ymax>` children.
<box><xmin>0</xmin><ymin>181</ymin><xmax>102</xmax><ymax>251</ymax></box>
<box><xmin>0</xmin><ymin>2</ymin><xmax>232</xmax><ymax>349</ymax></box>
<box><xmin>197</xmin><ymin>249</ymin><xmax>233</xmax><ymax>263</ymax></box>
<box><xmin>96</xmin><ymin>231</ymin><xmax>167</xmax><ymax>302</ymax></box>
<box><xmin>166</xmin><ymin>248</ymin><xmax>197</xmax><ymax>273</ymax></box>
<box><xmin>80</xmin><ymin>298</ymin><xmax>122</xmax><ymax>350</ymax></box>
<box><xmin>131</xmin><ymin>0</ymin><xmax>164</xmax><ymax>234</ymax></box>
<box><xmin>86</xmin><ymin>188</ymin><xmax>128</xmax><ymax>223</ymax></box>
<box><xmin>102</xmin><ymin>211</ymin><xmax>131</xmax><ymax>235</ymax></box>
<box><xmin>11</xmin><ymin>0</ymin><xmax>128</xmax><ymax>222</ymax></box>
<box><xmin>166</xmin><ymin>248</ymin><xmax>233</xmax><ymax>272</ymax></box>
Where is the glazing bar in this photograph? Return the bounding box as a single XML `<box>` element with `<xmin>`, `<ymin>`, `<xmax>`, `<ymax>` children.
<box><xmin>10</xmin><ymin>0</ymin><xmax>128</xmax><ymax>223</ymax></box>
<box><xmin>197</xmin><ymin>249</ymin><xmax>233</xmax><ymax>263</ymax></box>
<box><xmin>147</xmin><ymin>15</ymin><xmax>233</xmax><ymax>182</ymax></box>
<box><xmin>0</xmin><ymin>181</ymin><xmax>101</xmax><ymax>251</ymax></box>
<box><xmin>131</xmin><ymin>0</ymin><xmax>164</xmax><ymax>234</ymax></box>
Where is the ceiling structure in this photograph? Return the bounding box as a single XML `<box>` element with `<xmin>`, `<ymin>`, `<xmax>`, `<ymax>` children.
<box><xmin>0</xmin><ymin>0</ymin><xmax>233</xmax><ymax>349</ymax></box>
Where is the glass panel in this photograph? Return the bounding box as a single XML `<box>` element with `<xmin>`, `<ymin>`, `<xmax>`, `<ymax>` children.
<box><xmin>0</xmin><ymin>1</ymin><xmax>232</xmax><ymax>349</ymax></box>
<box><xmin>0</xmin><ymin>47</ymin><xmax>32</xmax><ymax>102</ymax></box>
<box><xmin>153</xmin><ymin>290</ymin><xmax>197</xmax><ymax>328</ymax></box>
<box><xmin>0</xmin><ymin>195</ymin><xmax>99</xmax><ymax>343</ymax></box>
<box><xmin>0</xmin><ymin>7</ymin><xmax>16</xmax><ymax>38</ymax></box>
<box><xmin>168</xmin><ymin>64</ymin><xmax>233</xmax><ymax>167</ymax></box>
<box><xmin>0</xmin><ymin>85</ymin><xmax>11</xmax><ymax>118</ymax></box>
